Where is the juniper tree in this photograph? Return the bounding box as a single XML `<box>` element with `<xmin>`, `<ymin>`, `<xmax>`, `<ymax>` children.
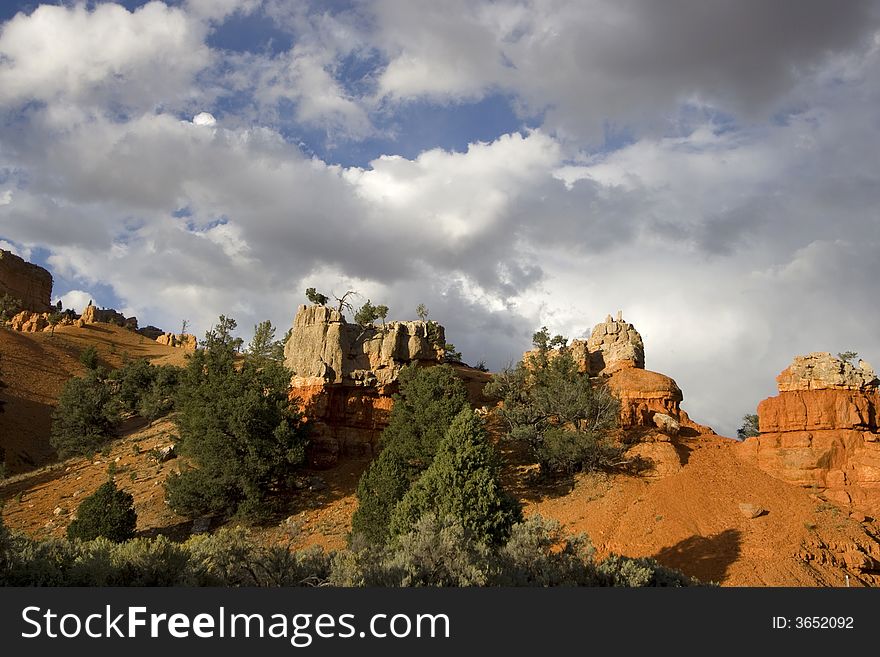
<box><xmin>166</xmin><ymin>316</ymin><xmax>308</xmax><ymax>519</ymax></box>
<box><xmin>305</xmin><ymin>287</ymin><xmax>329</xmax><ymax>306</ymax></box>
<box><xmin>354</xmin><ymin>300</ymin><xmax>389</xmax><ymax>327</ymax></box>
<box><xmin>67</xmin><ymin>479</ymin><xmax>137</xmax><ymax>542</ymax></box>
<box><xmin>350</xmin><ymin>364</ymin><xmax>470</xmax><ymax>544</ymax></box>
<box><xmin>484</xmin><ymin>328</ymin><xmax>620</xmax><ymax>475</ymax></box>
<box><xmin>737</xmin><ymin>414</ymin><xmax>760</xmax><ymax>440</ymax></box>
<box><xmin>389</xmin><ymin>408</ymin><xmax>522</xmax><ymax>544</ymax></box>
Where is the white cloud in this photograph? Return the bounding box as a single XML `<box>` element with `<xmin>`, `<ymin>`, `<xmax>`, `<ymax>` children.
<box><xmin>192</xmin><ymin>111</ymin><xmax>217</xmax><ymax>126</ymax></box>
<box><xmin>56</xmin><ymin>289</ymin><xmax>96</xmax><ymax>315</ymax></box>
<box><xmin>0</xmin><ymin>2</ymin><xmax>210</xmax><ymax>111</ymax></box>
<box><xmin>0</xmin><ymin>190</ymin><xmax>11</xmax><ymax>206</ymax></box>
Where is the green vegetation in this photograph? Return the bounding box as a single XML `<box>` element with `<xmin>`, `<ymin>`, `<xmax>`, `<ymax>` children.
<box><xmin>442</xmin><ymin>343</ymin><xmax>462</xmax><ymax>362</ymax></box>
<box><xmin>737</xmin><ymin>413</ymin><xmax>760</xmax><ymax>440</ymax></box>
<box><xmin>351</xmin><ymin>364</ymin><xmax>472</xmax><ymax>544</ymax></box>
<box><xmin>165</xmin><ymin>315</ymin><xmax>308</xmax><ymax>520</ymax></box>
<box><xmin>352</xmin><ymin>365</ymin><xmax>521</xmax><ymax>553</ymax></box>
<box><xmin>305</xmin><ymin>287</ymin><xmax>329</xmax><ymax>306</ymax></box>
<box><xmin>51</xmin><ymin>357</ymin><xmax>181</xmax><ymax>457</ymax></box>
<box><xmin>389</xmin><ymin>409</ymin><xmax>522</xmax><ymax>544</ymax></box>
<box><xmin>107</xmin><ymin>357</ymin><xmax>182</xmax><ymax>420</ymax></box>
<box><xmin>67</xmin><ymin>479</ymin><xmax>137</xmax><ymax>542</ymax></box>
<box><xmin>837</xmin><ymin>350</ymin><xmax>859</xmax><ymax>365</ymax></box>
<box><xmin>50</xmin><ymin>370</ymin><xmax>116</xmax><ymax>457</ymax></box>
<box><xmin>354</xmin><ymin>299</ymin><xmax>389</xmax><ymax>327</ymax></box>
<box><xmin>485</xmin><ymin>327</ymin><xmax>621</xmax><ymax>475</ymax></box>
<box><xmin>78</xmin><ymin>345</ymin><xmax>100</xmax><ymax>370</ymax></box>
<box><xmin>246</xmin><ymin>319</ymin><xmax>285</xmax><ymax>364</ymax></box>
<box><xmin>0</xmin><ymin>293</ymin><xmax>21</xmax><ymax>322</ymax></box>
<box><xmin>416</xmin><ymin>303</ymin><xmax>429</xmax><ymax>321</ymax></box>
<box><xmin>0</xmin><ymin>514</ymin><xmax>698</xmax><ymax>587</ymax></box>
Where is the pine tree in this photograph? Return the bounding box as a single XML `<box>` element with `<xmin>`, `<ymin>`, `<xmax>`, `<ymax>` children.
<box><xmin>247</xmin><ymin>319</ymin><xmax>281</xmax><ymax>364</ymax></box>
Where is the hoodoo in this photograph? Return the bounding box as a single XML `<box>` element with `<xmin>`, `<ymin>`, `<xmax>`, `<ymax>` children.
<box><xmin>739</xmin><ymin>352</ymin><xmax>880</xmax><ymax>516</ymax></box>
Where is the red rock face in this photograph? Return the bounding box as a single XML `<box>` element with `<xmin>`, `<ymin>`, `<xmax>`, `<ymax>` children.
<box><xmin>0</xmin><ymin>249</ymin><xmax>53</xmax><ymax>313</ymax></box>
<box><xmin>606</xmin><ymin>367</ymin><xmax>683</xmax><ymax>429</ymax></box>
<box><xmin>290</xmin><ymin>384</ymin><xmax>395</xmax><ymax>468</ymax></box>
<box><xmin>740</xmin><ymin>374</ymin><xmax>880</xmax><ymax>516</ymax></box>
<box><xmin>290</xmin><ymin>365</ymin><xmax>493</xmax><ymax>468</ymax></box>
<box><xmin>603</xmin><ymin>366</ymin><xmax>713</xmax><ymax>436</ymax></box>
<box><xmin>757</xmin><ymin>389</ymin><xmax>880</xmax><ymax>433</ymax></box>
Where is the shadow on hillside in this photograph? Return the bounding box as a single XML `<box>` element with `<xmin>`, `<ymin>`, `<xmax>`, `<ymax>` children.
<box><xmin>0</xmin><ymin>393</ymin><xmax>56</xmax><ymax>474</ymax></box>
<box><xmin>0</xmin><ymin>462</ymin><xmax>67</xmax><ymax>500</ymax></box>
<box><xmin>672</xmin><ymin>440</ymin><xmax>693</xmax><ymax>466</ymax></box>
<box><xmin>652</xmin><ymin>528</ymin><xmax>742</xmax><ymax>584</ymax></box>
<box><xmin>138</xmin><ymin>520</ymin><xmax>195</xmax><ymax>543</ymax></box>
<box><xmin>495</xmin><ymin>437</ymin><xmax>580</xmax><ymax>502</ymax></box>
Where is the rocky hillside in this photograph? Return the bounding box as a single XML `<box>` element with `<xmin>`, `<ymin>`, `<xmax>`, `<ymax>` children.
<box><xmin>2</xmin><ymin>258</ymin><xmax>879</xmax><ymax>586</ymax></box>
<box><xmin>0</xmin><ymin>323</ymin><xmax>188</xmax><ymax>474</ymax></box>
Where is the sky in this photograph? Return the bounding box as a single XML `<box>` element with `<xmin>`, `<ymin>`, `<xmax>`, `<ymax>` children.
<box><xmin>1</xmin><ymin>1</ymin><xmax>880</xmax><ymax>436</ymax></box>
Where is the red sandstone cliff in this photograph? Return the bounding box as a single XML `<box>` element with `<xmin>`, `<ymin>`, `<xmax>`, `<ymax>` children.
<box><xmin>0</xmin><ymin>249</ymin><xmax>52</xmax><ymax>313</ymax></box>
<box><xmin>738</xmin><ymin>352</ymin><xmax>880</xmax><ymax>516</ymax></box>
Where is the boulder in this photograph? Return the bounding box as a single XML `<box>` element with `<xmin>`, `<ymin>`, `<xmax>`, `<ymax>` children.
<box><xmin>777</xmin><ymin>352</ymin><xmax>878</xmax><ymax>392</ymax></box>
<box><xmin>738</xmin><ymin>503</ymin><xmax>765</xmax><ymax>519</ymax></box>
<box><xmin>653</xmin><ymin>412</ymin><xmax>681</xmax><ymax>436</ymax></box>
<box><xmin>0</xmin><ymin>249</ymin><xmax>53</xmax><ymax>313</ymax></box>
<box><xmin>606</xmin><ymin>367</ymin><xmax>684</xmax><ymax>429</ymax></box>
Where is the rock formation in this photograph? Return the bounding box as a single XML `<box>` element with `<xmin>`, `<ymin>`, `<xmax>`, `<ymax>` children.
<box><xmin>137</xmin><ymin>325</ymin><xmax>165</xmax><ymax>340</ymax></box>
<box><xmin>80</xmin><ymin>302</ymin><xmax>138</xmax><ymax>329</ymax></box>
<box><xmin>0</xmin><ymin>249</ymin><xmax>53</xmax><ymax>313</ymax></box>
<box><xmin>738</xmin><ymin>352</ymin><xmax>880</xmax><ymax>517</ymax></box>
<box><xmin>585</xmin><ymin>311</ymin><xmax>646</xmax><ymax>373</ymax></box>
<box><xmin>155</xmin><ymin>332</ymin><xmax>197</xmax><ymax>350</ymax></box>
<box><xmin>284</xmin><ymin>305</ymin><xmax>445</xmax><ymax>387</ymax></box>
<box><xmin>523</xmin><ymin>312</ymin><xmax>713</xmax><ymax>478</ymax></box>
<box><xmin>525</xmin><ymin>312</ymin><xmax>709</xmax><ymax>436</ymax></box>
<box><xmin>7</xmin><ymin>310</ymin><xmax>78</xmax><ymax>332</ymax></box>
<box><xmin>284</xmin><ymin>304</ymin><xmax>454</xmax><ymax>467</ymax></box>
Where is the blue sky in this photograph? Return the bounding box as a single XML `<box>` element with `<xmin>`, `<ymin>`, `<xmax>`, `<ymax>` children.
<box><xmin>1</xmin><ymin>0</ymin><xmax>880</xmax><ymax>435</ymax></box>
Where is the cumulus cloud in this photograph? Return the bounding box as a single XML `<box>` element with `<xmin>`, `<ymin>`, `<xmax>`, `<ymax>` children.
<box><xmin>185</xmin><ymin>0</ymin><xmax>260</xmax><ymax>23</ymax></box>
<box><xmin>56</xmin><ymin>289</ymin><xmax>96</xmax><ymax>315</ymax></box>
<box><xmin>192</xmin><ymin>111</ymin><xmax>217</xmax><ymax>126</ymax></box>
<box><xmin>0</xmin><ymin>2</ymin><xmax>210</xmax><ymax>112</ymax></box>
<box><xmin>368</xmin><ymin>0</ymin><xmax>879</xmax><ymax>139</ymax></box>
